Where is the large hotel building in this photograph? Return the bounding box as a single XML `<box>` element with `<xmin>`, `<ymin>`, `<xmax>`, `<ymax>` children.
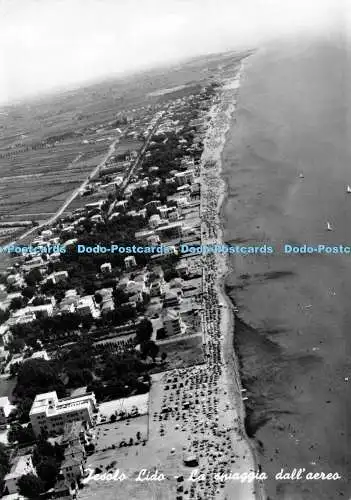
<box><xmin>29</xmin><ymin>391</ymin><xmax>97</xmax><ymax>437</ymax></box>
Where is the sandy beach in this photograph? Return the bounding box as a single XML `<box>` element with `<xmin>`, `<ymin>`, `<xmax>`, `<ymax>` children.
<box><xmin>199</xmin><ymin>58</ymin><xmax>264</xmax><ymax>500</ymax></box>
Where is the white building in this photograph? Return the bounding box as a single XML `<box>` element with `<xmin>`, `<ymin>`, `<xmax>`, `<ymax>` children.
<box><xmin>0</xmin><ymin>285</ymin><xmax>7</xmax><ymax>300</ymax></box>
<box><xmin>145</xmin><ymin>200</ymin><xmax>161</xmax><ymax>211</ymax></box>
<box><xmin>149</xmin><ymin>214</ymin><xmax>162</xmax><ymax>229</ymax></box>
<box><xmin>59</xmin><ymin>291</ymin><xmax>78</xmax><ymax>313</ymax></box>
<box><xmin>157</xmin><ymin>206</ymin><xmax>169</xmax><ymax>219</ymax></box>
<box><xmin>76</xmin><ymin>296</ymin><xmax>99</xmax><ymax>318</ymax></box>
<box><xmin>162</xmin><ymin>309</ymin><xmax>185</xmax><ymax>337</ymax></box>
<box><xmin>124</xmin><ymin>256</ymin><xmax>136</xmax><ymax>269</ymax></box>
<box><xmin>150</xmin><ymin>281</ymin><xmax>165</xmax><ymax>298</ymax></box>
<box><xmin>176</xmin><ymin>260</ymin><xmax>189</xmax><ymax>277</ymax></box>
<box><xmin>156</xmin><ymin>222</ymin><xmax>183</xmax><ymax>242</ymax></box>
<box><xmin>137</xmin><ymin>209</ymin><xmax>147</xmax><ymax>219</ymax></box>
<box><xmin>157</xmin><ymin>205</ymin><xmax>179</xmax><ymax>221</ymax></box>
<box><xmin>90</xmin><ymin>214</ymin><xmax>103</xmax><ymax>224</ymax></box>
<box><xmin>134</xmin><ymin>229</ymin><xmax>156</xmax><ymax>243</ymax></box>
<box><xmin>4</xmin><ymin>351</ymin><xmax>50</xmax><ymax>375</ymax></box>
<box><xmin>6</xmin><ymin>274</ymin><xmax>24</xmax><ymax>288</ymax></box>
<box><xmin>108</xmin><ymin>212</ymin><xmax>120</xmax><ymax>221</ymax></box>
<box><xmin>85</xmin><ymin>200</ymin><xmax>104</xmax><ymax>211</ymax></box>
<box><xmin>0</xmin><ymin>397</ymin><xmax>16</xmax><ymax>426</ymax></box>
<box><xmin>10</xmin><ymin>304</ymin><xmax>53</xmax><ymax>325</ymax></box>
<box><xmin>174</xmin><ymin>169</ymin><xmax>195</xmax><ymax>186</ymax></box>
<box><xmin>47</xmin><ymin>251</ymin><xmax>62</xmax><ymax>263</ymax></box>
<box><xmin>96</xmin><ymin>288</ymin><xmax>115</xmax><ymax>315</ymax></box>
<box><xmin>10</xmin><ymin>309</ymin><xmax>36</xmax><ymax>326</ymax></box>
<box><xmin>168</xmin><ymin>208</ymin><xmax>179</xmax><ymax>222</ymax></box>
<box><xmin>61</xmin><ymin>447</ymin><xmax>85</xmax><ymax>484</ymax></box>
<box><xmin>28</xmin><ymin>350</ymin><xmax>50</xmax><ymax>362</ymax></box>
<box><xmin>45</xmin><ymin>270</ymin><xmax>69</xmax><ymax>285</ymax></box>
<box><xmin>100</xmin><ymin>262</ymin><xmax>112</xmax><ymax>274</ymax></box>
<box><xmin>101</xmin><ymin>299</ymin><xmax>115</xmax><ymax>315</ymax></box>
<box><xmin>0</xmin><ymin>324</ymin><xmax>11</xmax><ymax>346</ymax></box>
<box><xmin>28</xmin><ymin>304</ymin><xmax>53</xmax><ymax>318</ymax></box>
<box><xmin>41</xmin><ymin>229</ymin><xmax>53</xmax><ymax>238</ymax></box>
<box><xmin>163</xmin><ymin>290</ymin><xmax>182</xmax><ymax>308</ymax></box>
<box><xmin>126</xmin><ymin>281</ymin><xmax>147</xmax><ymax>296</ymax></box>
<box><xmin>29</xmin><ymin>391</ymin><xmax>97</xmax><ymax>437</ymax></box>
<box><xmin>4</xmin><ymin>455</ymin><xmax>36</xmax><ymax>495</ymax></box>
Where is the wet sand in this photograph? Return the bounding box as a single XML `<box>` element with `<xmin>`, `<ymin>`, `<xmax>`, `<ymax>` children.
<box><xmin>222</xmin><ymin>37</ymin><xmax>351</xmax><ymax>499</ymax></box>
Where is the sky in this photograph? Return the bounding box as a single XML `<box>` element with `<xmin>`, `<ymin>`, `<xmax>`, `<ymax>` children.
<box><xmin>0</xmin><ymin>0</ymin><xmax>346</xmax><ymax>105</ymax></box>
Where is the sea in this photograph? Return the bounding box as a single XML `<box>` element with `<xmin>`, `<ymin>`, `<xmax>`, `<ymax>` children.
<box><xmin>222</xmin><ymin>35</ymin><xmax>351</xmax><ymax>499</ymax></box>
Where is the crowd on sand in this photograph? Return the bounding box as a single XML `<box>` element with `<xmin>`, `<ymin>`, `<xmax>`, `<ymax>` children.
<box><xmin>151</xmin><ymin>72</ymin><xmax>257</xmax><ymax>500</ymax></box>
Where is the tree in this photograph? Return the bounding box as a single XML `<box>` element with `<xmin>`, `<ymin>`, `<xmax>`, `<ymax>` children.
<box><xmin>8</xmin><ymin>423</ymin><xmax>22</xmax><ymax>443</ymax></box>
<box><xmin>161</xmin><ymin>352</ymin><xmax>167</xmax><ymax>363</ymax></box>
<box><xmin>95</xmin><ymin>293</ymin><xmax>103</xmax><ymax>304</ymax></box>
<box><xmin>17</xmin><ymin>397</ymin><xmax>34</xmax><ymax>423</ymax></box>
<box><xmin>0</xmin><ymin>309</ymin><xmax>10</xmax><ymax>325</ymax></box>
<box><xmin>136</xmin><ymin>318</ymin><xmax>153</xmax><ymax>344</ymax></box>
<box><xmin>9</xmin><ymin>296</ymin><xmax>27</xmax><ymax>311</ymax></box>
<box><xmin>81</xmin><ymin>315</ymin><xmax>94</xmax><ymax>330</ymax></box>
<box><xmin>7</xmin><ymin>337</ymin><xmax>25</xmax><ymax>355</ymax></box>
<box><xmin>113</xmin><ymin>288</ymin><xmax>129</xmax><ymax>306</ymax></box>
<box><xmin>37</xmin><ymin>457</ymin><xmax>59</xmax><ymax>487</ymax></box>
<box><xmin>164</xmin><ymin>268</ymin><xmax>178</xmax><ymax>282</ymax></box>
<box><xmin>9</xmin><ymin>362</ymin><xmax>20</xmax><ymax>378</ymax></box>
<box><xmin>31</xmin><ymin>296</ymin><xmax>46</xmax><ymax>306</ymax></box>
<box><xmin>14</xmin><ymin>359</ymin><xmax>65</xmax><ymax>400</ymax></box>
<box><xmin>141</xmin><ymin>340</ymin><xmax>159</xmax><ymax>361</ymax></box>
<box><xmin>25</xmin><ymin>268</ymin><xmax>42</xmax><ymax>286</ymax></box>
<box><xmin>22</xmin><ymin>286</ymin><xmax>36</xmax><ymax>299</ymax></box>
<box><xmin>18</xmin><ymin>474</ymin><xmax>45</xmax><ymax>498</ymax></box>
<box><xmin>0</xmin><ymin>443</ymin><xmax>10</xmax><ymax>491</ymax></box>
<box><xmin>8</xmin><ymin>423</ymin><xmax>35</xmax><ymax>445</ymax></box>
<box><xmin>86</xmin><ymin>442</ymin><xmax>95</xmax><ymax>454</ymax></box>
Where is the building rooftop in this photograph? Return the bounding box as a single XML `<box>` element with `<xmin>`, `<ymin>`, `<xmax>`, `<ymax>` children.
<box><xmin>164</xmin><ymin>290</ymin><xmax>179</xmax><ymax>300</ymax></box>
<box><xmin>29</xmin><ymin>350</ymin><xmax>50</xmax><ymax>361</ymax></box>
<box><xmin>0</xmin><ymin>397</ymin><xmax>16</xmax><ymax>418</ymax></box>
<box><xmin>135</xmin><ymin>229</ymin><xmax>155</xmax><ymax>238</ymax></box>
<box><xmin>30</xmin><ymin>391</ymin><xmax>96</xmax><ymax>417</ymax></box>
<box><xmin>5</xmin><ymin>455</ymin><xmax>34</xmax><ymax>481</ymax></box>
<box><xmin>62</xmin><ymin>420</ymin><xmax>84</xmax><ymax>444</ymax></box>
<box><xmin>156</xmin><ymin>221</ymin><xmax>183</xmax><ymax>231</ymax></box>
<box><xmin>163</xmin><ymin>309</ymin><xmax>180</xmax><ymax>321</ymax></box>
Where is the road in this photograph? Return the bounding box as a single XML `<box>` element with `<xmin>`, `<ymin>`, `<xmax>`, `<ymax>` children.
<box><xmin>7</xmin><ymin>113</ymin><xmax>161</xmax><ymax>246</ymax></box>
<box><xmin>108</xmin><ymin>115</ymin><xmax>163</xmax><ymax>217</ymax></box>
<box><xmin>120</xmin><ymin>116</ymin><xmax>163</xmax><ymax>192</ymax></box>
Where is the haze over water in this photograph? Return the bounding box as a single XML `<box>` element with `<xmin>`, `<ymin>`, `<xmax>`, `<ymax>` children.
<box><xmin>223</xmin><ymin>35</ymin><xmax>351</xmax><ymax>499</ymax></box>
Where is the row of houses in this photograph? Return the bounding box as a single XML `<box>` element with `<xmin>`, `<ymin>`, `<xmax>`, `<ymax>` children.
<box><xmin>4</xmin><ymin>417</ymin><xmax>92</xmax><ymax>498</ymax></box>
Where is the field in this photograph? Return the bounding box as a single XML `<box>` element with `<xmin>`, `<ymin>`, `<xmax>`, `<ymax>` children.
<box><xmin>156</xmin><ymin>332</ymin><xmax>205</xmax><ymax>370</ymax></box>
<box><xmin>98</xmin><ymin>394</ymin><xmax>149</xmax><ymax>422</ymax></box>
<box><xmin>0</xmin><ymin>49</ymin><xmax>245</xmax><ymax>247</ymax></box>
<box><xmin>94</xmin><ymin>415</ymin><xmax>148</xmax><ymax>452</ymax></box>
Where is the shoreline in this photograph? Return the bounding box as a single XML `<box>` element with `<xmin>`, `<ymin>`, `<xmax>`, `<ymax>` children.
<box><xmin>200</xmin><ymin>57</ymin><xmax>264</xmax><ymax>500</ymax></box>
<box><xmin>220</xmin><ymin>40</ymin><xmax>351</xmax><ymax>500</ymax></box>
<box><xmin>218</xmin><ymin>64</ymin><xmax>266</xmax><ymax>500</ymax></box>
<box><xmin>217</xmin><ymin>63</ymin><xmax>265</xmax><ymax>500</ymax></box>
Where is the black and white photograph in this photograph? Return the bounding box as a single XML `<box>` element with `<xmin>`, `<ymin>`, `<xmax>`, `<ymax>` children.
<box><xmin>0</xmin><ymin>1</ymin><xmax>349</xmax><ymax>499</ymax></box>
